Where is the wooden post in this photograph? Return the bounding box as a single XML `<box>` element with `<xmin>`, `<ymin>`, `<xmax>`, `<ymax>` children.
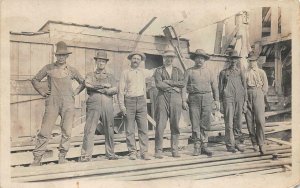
<box><xmin>214</xmin><ymin>21</ymin><xmax>224</xmax><ymax>54</ymax></box>
<box><xmin>274</xmin><ymin>43</ymin><xmax>283</xmax><ymax>95</ymax></box>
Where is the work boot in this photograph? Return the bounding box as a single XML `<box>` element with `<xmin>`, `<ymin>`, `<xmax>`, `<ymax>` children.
<box><xmin>141</xmin><ymin>152</ymin><xmax>151</xmax><ymax>160</ymax></box>
<box><xmin>107</xmin><ymin>155</ymin><xmax>119</xmax><ymax>160</ymax></box>
<box><xmin>79</xmin><ymin>156</ymin><xmax>91</xmax><ymax>162</ymax></box>
<box><xmin>252</xmin><ymin>144</ymin><xmax>259</xmax><ymax>152</ymax></box>
<box><xmin>58</xmin><ymin>153</ymin><xmax>68</xmax><ymax>164</ymax></box>
<box><xmin>226</xmin><ymin>147</ymin><xmax>237</xmax><ymax>153</ymax></box>
<box><xmin>31</xmin><ymin>156</ymin><xmax>42</xmax><ymax>167</ymax></box>
<box><xmin>193</xmin><ymin>148</ymin><xmax>200</xmax><ymax>156</ymax></box>
<box><xmin>154</xmin><ymin>151</ymin><xmax>164</xmax><ymax>159</ymax></box>
<box><xmin>129</xmin><ymin>152</ymin><xmax>137</xmax><ymax>160</ymax></box>
<box><xmin>235</xmin><ymin>144</ymin><xmax>245</xmax><ymax>152</ymax></box>
<box><xmin>259</xmin><ymin>145</ymin><xmax>266</xmax><ymax>155</ymax></box>
<box><xmin>172</xmin><ymin>151</ymin><xmax>181</xmax><ymax>158</ymax></box>
<box><xmin>201</xmin><ymin>147</ymin><xmax>213</xmax><ymax>157</ymax></box>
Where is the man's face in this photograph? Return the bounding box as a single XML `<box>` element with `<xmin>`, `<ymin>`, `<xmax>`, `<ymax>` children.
<box><xmin>55</xmin><ymin>54</ymin><xmax>69</xmax><ymax>64</ymax></box>
<box><xmin>194</xmin><ymin>56</ymin><xmax>206</xmax><ymax>67</ymax></box>
<box><xmin>95</xmin><ymin>59</ymin><xmax>108</xmax><ymax>70</ymax></box>
<box><xmin>230</xmin><ymin>58</ymin><xmax>239</xmax><ymax>66</ymax></box>
<box><xmin>248</xmin><ymin>60</ymin><xmax>257</xmax><ymax>68</ymax></box>
<box><xmin>163</xmin><ymin>56</ymin><xmax>175</xmax><ymax>67</ymax></box>
<box><xmin>130</xmin><ymin>54</ymin><xmax>142</xmax><ymax>68</ymax></box>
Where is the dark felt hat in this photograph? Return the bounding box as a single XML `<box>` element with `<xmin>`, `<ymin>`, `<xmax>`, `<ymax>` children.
<box><xmin>55</xmin><ymin>41</ymin><xmax>72</xmax><ymax>55</ymax></box>
<box><xmin>94</xmin><ymin>50</ymin><xmax>109</xmax><ymax>61</ymax></box>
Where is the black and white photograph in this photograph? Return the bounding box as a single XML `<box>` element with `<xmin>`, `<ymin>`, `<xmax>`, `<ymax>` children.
<box><xmin>0</xmin><ymin>0</ymin><xmax>300</xmax><ymax>187</ymax></box>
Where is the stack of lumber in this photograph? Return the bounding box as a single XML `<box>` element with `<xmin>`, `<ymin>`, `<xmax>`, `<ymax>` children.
<box><xmin>11</xmin><ymin>144</ymin><xmax>291</xmax><ymax>182</ymax></box>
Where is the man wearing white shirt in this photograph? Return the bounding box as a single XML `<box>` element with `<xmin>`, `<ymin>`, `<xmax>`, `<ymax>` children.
<box><xmin>118</xmin><ymin>51</ymin><xmax>154</xmax><ymax>160</ymax></box>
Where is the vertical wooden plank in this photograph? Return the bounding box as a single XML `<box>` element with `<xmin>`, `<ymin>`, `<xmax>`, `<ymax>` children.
<box><xmin>10</xmin><ymin>96</ymin><xmax>18</xmax><ymax>138</ymax></box>
<box><xmin>18</xmin><ymin>43</ymin><xmax>31</xmax><ymax>76</ymax></box>
<box><xmin>249</xmin><ymin>8</ymin><xmax>262</xmax><ymax>44</ymax></box>
<box><xmin>85</xmin><ymin>49</ymin><xmax>96</xmax><ymax>74</ymax></box>
<box><xmin>10</xmin><ymin>42</ymin><xmax>19</xmax><ymax>78</ymax></box>
<box><xmin>16</xmin><ymin>96</ymin><xmax>31</xmax><ymax>137</ymax></box>
<box><xmin>214</xmin><ymin>21</ymin><xmax>224</xmax><ymax>54</ymax></box>
<box><xmin>30</xmin><ymin>44</ymin><xmax>52</xmax><ymax>77</ymax></box>
<box><xmin>281</xmin><ymin>6</ymin><xmax>291</xmax><ymax>36</ymax></box>
<box><xmin>271</xmin><ymin>6</ymin><xmax>279</xmax><ymax>40</ymax></box>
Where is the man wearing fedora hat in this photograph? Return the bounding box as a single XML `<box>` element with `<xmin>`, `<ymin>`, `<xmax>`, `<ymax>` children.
<box><xmin>244</xmin><ymin>54</ymin><xmax>268</xmax><ymax>155</ymax></box>
<box><xmin>219</xmin><ymin>51</ymin><xmax>247</xmax><ymax>153</ymax></box>
<box><xmin>31</xmin><ymin>41</ymin><xmax>85</xmax><ymax>166</ymax></box>
<box><xmin>182</xmin><ymin>49</ymin><xmax>219</xmax><ymax>157</ymax></box>
<box><xmin>154</xmin><ymin>50</ymin><xmax>185</xmax><ymax>159</ymax></box>
<box><xmin>118</xmin><ymin>51</ymin><xmax>154</xmax><ymax>160</ymax></box>
<box><xmin>80</xmin><ymin>50</ymin><xmax>118</xmax><ymax>162</ymax></box>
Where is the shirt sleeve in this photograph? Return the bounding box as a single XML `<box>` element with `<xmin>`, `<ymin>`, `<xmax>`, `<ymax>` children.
<box><xmin>169</xmin><ymin>68</ymin><xmax>185</xmax><ymax>88</ymax></box>
<box><xmin>118</xmin><ymin>70</ymin><xmax>127</xmax><ymax>110</ymax></box>
<box><xmin>154</xmin><ymin>68</ymin><xmax>172</xmax><ymax>91</ymax></box>
<box><xmin>260</xmin><ymin>69</ymin><xmax>269</xmax><ymax>95</ymax></box>
<box><xmin>142</xmin><ymin>68</ymin><xmax>155</xmax><ymax>78</ymax></box>
<box><xmin>218</xmin><ymin>70</ymin><xmax>225</xmax><ymax>101</ymax></box>
<box><xmin>105</xmin><ymin>74</ymin><xmax>118</xmax><ymax>95</ymax></box>
<box><xmin>182</xmin><ymin>69</ymin><xmax>190</xmax><ymax>102</ymax></box>
<box><xmin>71</xmin><ymin>68</ymin><xmax>85</xmax><ymax>85</ymax></box>
<box><xmin>210</xmin><ymin>70</ymin><xmax>219</xmax><ymax>101</ymax></box>
<box><xmin>31</xmin><ymin>65</ymin><xmax>49</xmax><ymax>95</ymax></box>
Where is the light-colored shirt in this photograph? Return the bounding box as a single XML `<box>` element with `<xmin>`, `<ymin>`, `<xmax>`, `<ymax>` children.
<box><xmin>118</xmin><ymin>67</ymin><xmax>154</xmax><ymax>110</ymax></box>
<box><xmin>245</xmin><ymin>66</ymin><xmax>268</xmax><ymax>94</ymax></box>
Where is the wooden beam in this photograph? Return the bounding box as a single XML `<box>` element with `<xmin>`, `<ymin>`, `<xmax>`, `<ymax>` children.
<box><xmin>266</xmin><ymin>138</ymin><xmax>291</xmax><ymax>146</ymax></box>
<box><xmin>214</xmin><ymin>21</ymin><xmax>224</xmax><ymax>54</ymax></box>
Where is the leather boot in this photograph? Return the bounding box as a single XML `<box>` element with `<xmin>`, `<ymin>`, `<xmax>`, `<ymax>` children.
<box><xmin>31</xmin><ymin>156</ymin><xmax>42</xmax><ymax>166</ymax></box>
<box><xmin>58</xmin><ymin>153</ymin><xmax>67</xmax><ymax>164</ymax></box>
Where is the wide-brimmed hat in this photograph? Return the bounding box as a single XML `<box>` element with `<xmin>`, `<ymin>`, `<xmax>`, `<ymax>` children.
<box><xmin>163</xmin><ymin>50</ymin><xmax>177</xmax><ymax>57</ymax></box>
<box><xmin>229</xmin><ymin>50</ymin><xmax>242</xmax><ymax>59</ymax></box>
<box><xmin>190</xmin><ymin>49</ymin><xmax>210</xmax><ymax>60</ymax></box>
<box><xmin>247</xmin><ymin>54</ymin><xmax>259</xmax><ymax>61</ymax></box>
<box><xmin>94</xmin><ymin>50</ymin><xmax>109</xmax><ymax>61</ymax></box>
<box><xmin>55</xmin><ymin>41</ymin><xmax>72</xmax><ymax>55</ymax></box>
<box><xmin>127</xmin><ymin>51</ymin><xmax>146</xmax><ymax>61</ymax></box>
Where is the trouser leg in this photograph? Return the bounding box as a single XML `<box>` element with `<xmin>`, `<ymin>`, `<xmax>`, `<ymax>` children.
<box><xmin>253</xmin><ymin>89</ymin><xmax>266</xmax><ymax>146</ymax></box>
<box><xmin>223</xmin><ymin>100</ymin><xmax>235</xmax><ymax>148</ymax></box>
<box><xmin>189</xmin><ymin>102</ymin><xmax>201</xmax><ymax>149</ymax></box>
<box><xmin>154</xmin><ymin>95</ymin><xmax>168</xmax><ymax>153</ymax></box>
<box><xmin>59</xmin><ymin>102</ymin><xmax>75</xmax><ymax>156</ymax></box>
<box><xmin>124</xmin><ymin>98</ymin><xmax>137</xmax><ymax>154</ymax></box>
<box><xmin>136</xmin><ymin>97</ymin><xmax>148</xmax><ymax>155</ymax></box>
<box><xmin>81</xmin><ymin>108</ymin><xmax>100</xmax><ymax>159</ymax></box>
<box><xmin>169</xmin><ymin>93</ymin><xmax>181</xmax><ymax>153</ymax></box>
<box><xmin>101</xmin><ymin>100</ymin><xmax>115</xmax><ymax>157</ymax></box>
<box><xmin>200</xmin><ymin>104</ymin><xmax>212</xmax><ymax>148</ymax></box>
<box><xmin>233</xmin><ymin>99</ymin><xmax>244</xmax><ymax>144</ymax></box>
<box><xmin>245</xmin><ymin>91</ymin><xmax>257</xmax><ymax>145</ymax></box>
<box><xmin>33</xmin><ymin>97</ymin><xmax>59</xmax><ymax>157</ymax></box>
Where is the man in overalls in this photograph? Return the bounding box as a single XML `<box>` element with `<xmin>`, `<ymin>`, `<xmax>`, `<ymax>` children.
<box><xmin>31</xmin><ymin>41</ymin><xmax>84</xmax><ymax>166</ymax></box>
<box><xmin>80</xmin><ymin>50</ymin><xmax>118</xmax><ymax>162</ymax></box>
<box><xmin>219</xmin><ymin>51</ymin><xmax>247</xmax><ymax>153</ymax></box>
<box><xmin>245</xmin><ymin>54</ymin><xmax>268</xmax><ymax>155</ymax></box>
<box><xmin>154</xmin><ymin>50</ymin><xmax>185</xmax><ymax>159</ymax></box>
<box><xmin>182</xmin><ymin>49</ymin><xmax>220</xmax><ymax>157</ymax></box>
<box><xmin>118</xmin><ymin>52</ymin><xmax>154</xmax><ymax>160</ymax></box>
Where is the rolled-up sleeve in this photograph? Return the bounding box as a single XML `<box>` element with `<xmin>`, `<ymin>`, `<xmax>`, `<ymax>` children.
<box><xmin>210</xmin><ymin>70</ymin><xmax>219</xmax><ymax>101</ymax></box>
<box><xmin>154</xmin><ymin>69</ymin><xmax>172</xmax><ymax>91</ymax></box>
<box><xmin>31</xmin><ymin>65</ymin><xmax>48</xmax><ymax>95</ymax></box>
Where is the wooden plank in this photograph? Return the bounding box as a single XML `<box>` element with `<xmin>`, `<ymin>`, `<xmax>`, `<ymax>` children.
<box><xmin>18</xmin><ymin>43</ymin><xmax>31</xmax><ymax>76</ymax></box>
<box><xmin>30</xmin><ymin>44</ymin><xmax>52</xmax><ymax>76</ymax></box>
<box><xmin>90</xmin><ymin>152</ymin><xmax>291</xmax><ymax>180</ymax></box>
<box><xmin>266</xmin><ymin>138</ymin><xmax>291</xmax><ymax>146</ymax></box>
<box><xmin>12</xmin><ymin>147</ymin><xmax>291</xmax><ymax>181</ymax></box>
<box><xmin>12</xmin><ymin>145</ymin><xmax>290</xmax><ymax>176</ymax></box>
<box><xmin>10</xmin><ymin>42</ymin><xmax>19</xmax><ymax>77</ymax></box>
<box><xmin>10</xmin><ymin>95</ymin><xmax>19</xmax><ymax>139</ymax></box>
<box><xmin>214</xmin><ymin>21</ymin><xmax>224</xmax><ymax>54</ymax></box>
<box><xmin>15</xmin><ymin>95</ymin><xmax>31</xmax><ymax>137</ymax></box>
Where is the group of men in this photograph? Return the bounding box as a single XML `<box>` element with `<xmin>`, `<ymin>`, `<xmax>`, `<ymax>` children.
<box><xmin>30</xmin><ymin>41</ymin><xmax>268</xmax><ymax>166</ymax></box>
